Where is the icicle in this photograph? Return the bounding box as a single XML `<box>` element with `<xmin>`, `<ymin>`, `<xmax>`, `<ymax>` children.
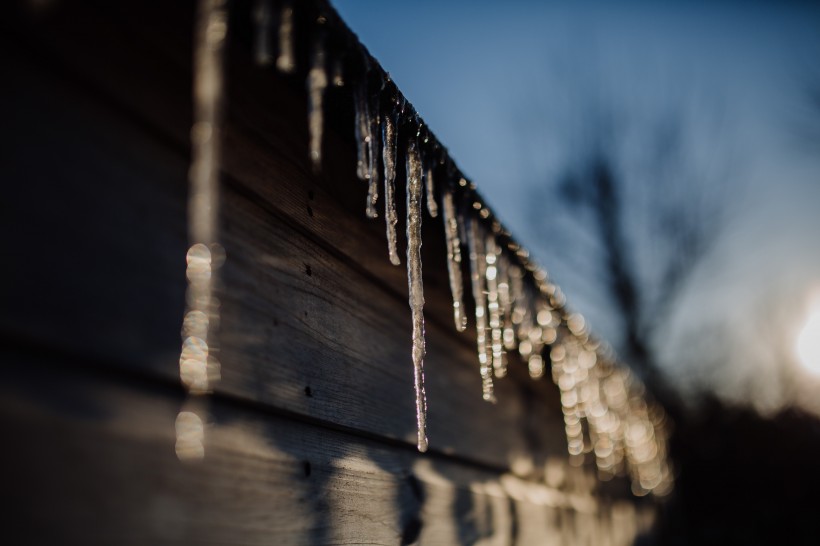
<box><xmin>353</xmin><ymin>82</ymin><xmax>371</xmax><ymax>182</ymax></box>
<box><xmin>307</xmin><ymin>28</ymin><xmax>327</xmax><ymax>173</ymax></box>
<box><xmin>405</xmin><ymin>131</ymin><xmax>428</xmax><ymax>452</ymax></box>
<box><xmin>276</xmin><ymin>0</ymin><xmax>295</xmax><ymax>72</ymax></box>
<box><xmin>485</xmin><ymin>234</ymin><xmax>506</xmax><ymax>378</ymax></box>
<box><xmin>498</xmin><ymin>252</ymin><xmax>516</xmax><ymax>351</ymax></box>
<box><xmin>382</xmin><ymin>104</ymin><xmax>400</xmax><ymax>265</ymax></box>
<box><xmin>365</xmin><ymin>83</ymin><xmax>381</xmax><ymax>219</ymax></box>
<box><xmin>555</xmin><ymin>341</ymin><xmax>586</xmax><ymax>459</ymax></box>
<box><xmin>253</xmin><ymin>0</ymin><xmax>272</xmax><ymax>65</ymax></box>
<box><xmin>509</xmin><ymin>264</ymin><xmax>526</xmax><ymax>345</ymax></box>
<box><xmin>467</xmin><ymin>213</ymin><xmax>495</xmax><ymax>402</ymax></box>
<box><xmin>424</xmin><ymin>154</ymin><xmax>438</xmax><ymax>218</ymax></box>
<box><xmin>525</xmin><ymin>297</ymin><xmax>546</xmax><ymax>379</ymax></box>
<box><xmin>441</xmin><ymin>188</ymin><xmax>467</xmax><ymax>331</ymax></box>
<box><xmin>179</xmin><ymin>0</ymin><xmax>228</xmax><ymax>460</ymax></box>
<box><xmin>512</xmin><ymin>272</ymin><xmax>546</xmax><ymax>380</ymax></box>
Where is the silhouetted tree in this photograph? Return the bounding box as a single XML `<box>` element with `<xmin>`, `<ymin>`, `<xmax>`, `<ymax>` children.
<box><xmin>528</xmin><ymin>101</ymin><xmax>731</xmax><ymax>413</ymax></box>
<box><xmin>527</xmin><ymin>85</ymin><xmax>820</xmax><ymax>546</ymax></box>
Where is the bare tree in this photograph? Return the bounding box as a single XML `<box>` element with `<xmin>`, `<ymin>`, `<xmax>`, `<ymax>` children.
<box><xmin>526</xmin><ymin>98</ymin><xmax>733</xmax><ymax>411</ymax></box>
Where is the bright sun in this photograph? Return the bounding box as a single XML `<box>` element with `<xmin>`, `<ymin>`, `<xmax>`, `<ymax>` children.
<box><xmin>796</xmin><ymin>302</ymin><xmax>820</xmax><ymax>375</ymax></box>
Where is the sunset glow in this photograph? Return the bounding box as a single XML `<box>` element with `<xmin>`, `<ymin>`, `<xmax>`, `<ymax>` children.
<box><xmin>796</xmin><ymin>301</ymin><xmax>820</xmax><ymax>375</ymax></box>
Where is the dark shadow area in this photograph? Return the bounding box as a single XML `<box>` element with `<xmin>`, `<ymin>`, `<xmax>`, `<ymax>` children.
<box><xmin>643</xmin><ymin>398</ymin><xmax>820</xmax><ymax>545</ymax></box>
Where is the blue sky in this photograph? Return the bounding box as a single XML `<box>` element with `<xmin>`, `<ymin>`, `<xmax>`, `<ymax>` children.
<box><xmin>333</xmin><ymin>0</ymin><xmax>820</xmax><ymax>414</ymax></box>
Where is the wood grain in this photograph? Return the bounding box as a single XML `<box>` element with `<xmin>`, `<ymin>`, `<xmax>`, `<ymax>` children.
<box><xmin>0</xmin><ymin>355</ymin><xmax>651</xmax><ymax>545</ymax></box>
<box><xmin>0</xmin><ymin>4</ymin><xmax>649</xmax><ymax>542</ymax></box>
<box><xmin>0</xmin><ymin>0</ymin><xmax>571</xmax><ymax>470</ymax></box>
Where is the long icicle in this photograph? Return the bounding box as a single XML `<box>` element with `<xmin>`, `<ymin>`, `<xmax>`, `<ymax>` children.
<box><xmin>485</xmin><ymin>234</ymin><xmax>506</xmax><ymax>378</ymax></box>
<box><xmin>406</xmin><ymin>129</ymin><xmax>428</xmax><ymax>452</ymax></box>
<box><xmin>365</xmin><ymin>82</ymin><xmax>381</xmax><ymax>218</ymax></box>
<box><xmin>498</xmin><ymin>252</ymin><xmax>517</xmax><ymax>351</ymax></box>
<box><xmin>178</xmin><ymin>0</ymin><xmax>228</xmax><ymax>462</ymax></box>
<box><xmin>424</xmin><ymin>152</ymin><xmax>438</xmax><ymax>218</ymax></box>
<box><xmin>382</xmin><ymin>102</ymin><xmax>400</xmax><ymax>265</ymax></box>
<box><xmin>441</xmin><ymin>188</ymin><xmax>467</xmax><ymax>331</ymax></box>
<box><xmin>307</xmin><ymin>28</ymin><xmax>327</xmax><ymax>172</ymax></box>
<box><xmin>353</xmin><ymin>79</ymin><xmax>371</xmax><ymax>182</ymax></box>
<box><xmin>467</xmin><ymin>212</ymin><xmax>495</xmax><ymax>402</ymax></box>
<box><xmin>509</xmin><ymin>264</ymin><xmax>527</xmax><ymax>350</ymax></box>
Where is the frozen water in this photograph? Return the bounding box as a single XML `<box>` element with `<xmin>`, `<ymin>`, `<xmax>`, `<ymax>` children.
<box><xmin>485</xmin><ymin>234</ymin><xmax>506</xmax><ymax>377</ymax></box>
<box><xmin>365</xmin><ymin>82</ymin><xmax>381</xmax><ymax>218</ymax></box>
<box><xmin>467</xmin><ymin>213</ymin><xmax>496</xmax><ymax>402</ymax></box>
<box><xmin>424</xmin><ymin>154</ymin><xmax>438</xmax><ymax>218</ymax></box>
<box><xmin>354</xmin><ymin>79</ymin><xmax>371</xmax><ymax>182</ymax></box>
<box><xmin>382</xmin><ymin>107</ymin><xmax>400</xmax><ymax>265</ymax></box>
<box><xmin>441</xmin><ymin>189</ymin><xmax>467</xmax><ymax>331</ymax></box>
<box><xmin>406</xmin><ymin>132</ymin><xmax>428</xmax><ymax>452</ymax></box>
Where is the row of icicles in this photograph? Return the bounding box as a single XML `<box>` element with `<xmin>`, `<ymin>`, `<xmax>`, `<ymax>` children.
<box><xmin>178</xmin><ymin>0</ymin><xmax>672</xmax><ymax>496</ymax></box>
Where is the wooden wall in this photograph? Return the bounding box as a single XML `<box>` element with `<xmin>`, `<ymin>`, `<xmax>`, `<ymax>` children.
<box><xmin>0</xmin><ymin>1</ymin><xmax>654</xmax><ymax>543</ymax></box>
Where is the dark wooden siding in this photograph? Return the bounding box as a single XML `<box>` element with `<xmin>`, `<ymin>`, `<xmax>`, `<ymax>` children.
<box><xmin>0</xmin><ymin>1</ymin><xmax>653</xmax><ymax>543</ymax></box>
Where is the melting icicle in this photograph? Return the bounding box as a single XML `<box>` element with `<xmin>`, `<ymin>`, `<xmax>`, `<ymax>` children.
<box><xmin>485</xmin><ymin>234</ymin><xmax>506</xmax><ymax>378</ymax></box>
<box><xmin>424</xmin><ymin>155</ymin><xmax>438</xmax><ymax>218</ymax></box>
<box><xmin>276</xmin><ymin>0</ymin><xmax>295</xmax><ymax>72</ymax></box>
<box><xmin>406</xmin><ymin>132</ymin><xmax>428</xmax><ymax>452</ymax></box>
<box><xmin>354</xmin><ymin>52</ymin><xmax>381</xmax><ymax>220</ymax></box>
<box><xmin>307</xmin><ymin>29</ymin><xmax>327</xmax><ymax>172</ymax></box>
<box><xmin>510</xmin><ymin>270</ymin><xmax>547</xmax><ymax>380</ymax></box>
<box><xmin>467</xmin><ymin>213</ymin><xmax>495</xmax><ymax>402</ymax></box>
<box><xmin>382</xmin><ymin>105</ymin><xmax>400</xmax><ymax>265</ymax></box>
<box><xmin>179</xmin><ymin>0</ymin><xmax>228</xmax><ymax>459</ymax></box>
<box><xmin>365</xmin><ymin>85</ymin><xmax>381</xmax><ymax>219</ymax></box>
<box><xmin>353</xmin><ymin>81</ymin><xmax>371</xmax><ymax>182</ymax></box>
<box><xmin>253</xmin><ymin>0</ymin><xmax>272</xmax><ymax>65</ymax></box>
<box><xmin>498</xmin><ymin>252</ymin><xmax>516</xmax><ymax>351</ymax></box>
<box><xmin>509</xmin><ymin>264</ymin><xmax>526</xmax><ymax>346</ymax></box>
<box><xmin>525</xmin><ymin>300</ymin><xmax>547</xmax><ymax>379</ymax></box>
<box><xmin>546</xmin><ymin>330</ymin><xmax>673</xmax><ymax>494</ymax></box>
<box><xmin>441</xmin><ymin>188</ymin><xmax>467</xmax><ymax>331</ymax></box>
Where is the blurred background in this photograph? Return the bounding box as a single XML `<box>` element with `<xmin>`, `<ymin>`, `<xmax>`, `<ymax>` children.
<box><xmin>334</xmin><ymin>0</ymin><xmax>820</xmax><ymax>543</ymax></box>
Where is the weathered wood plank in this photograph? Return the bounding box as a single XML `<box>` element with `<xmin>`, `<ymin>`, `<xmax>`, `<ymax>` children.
<box><xmin>5</xmin><ymin>0</ymin><xmax>568</xmax><ymax>419</ymax></box>
<box><xmin>0</xmin><ymin>38</ymin><xmax>569</xmax><ymax>470</ymax></box>
<box><xmin>0</xmin><ymin>0</ymin><xmax>584</xmax><ymax>468</ymax></box>
<box><xmin>3</xmin><ymin>0</ymin><xmax>557</xmax><ymax>400</ymax></box>
<box><xmin>0</xmin><ymin>355</ymin><xmax>651</xmax><ymax>545</ymax></box>
<box><xmin>4</xmin><ymin>0</ymin><xmax>462</xmax><ymax>331</ymax></box>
